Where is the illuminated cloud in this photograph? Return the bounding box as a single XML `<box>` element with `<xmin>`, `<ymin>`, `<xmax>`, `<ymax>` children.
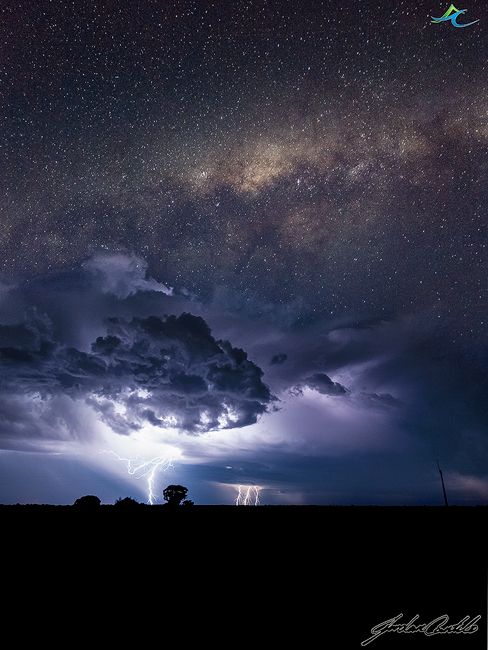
<box><xmin>0</xmin><ymin>307</ymin><xmax>274</xmax><ymax>448</ymax></box>
<box><xmin>300</xmin><ymin>372</ymin><xmax>347</xmax><ymax>396</ymax></box>
<box><xmin>0</xmin><ymin>254</ymin><xmax>283</xmax><ymax>455</ymax></box>
<box><xmin>83</xmin><ymin>253</ymin><xmax>173</xmax><ymax>298</ymax></box>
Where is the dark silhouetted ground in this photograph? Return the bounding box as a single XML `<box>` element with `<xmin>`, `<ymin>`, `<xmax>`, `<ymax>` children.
<box><xmin>2</xmin><ymin>505</ymin><xmax>486</xmax><ymax>648</ymax></box>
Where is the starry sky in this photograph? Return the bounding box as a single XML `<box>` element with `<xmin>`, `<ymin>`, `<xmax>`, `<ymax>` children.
<box><xmin>0</xmin><ymin>0</ymin><xmax>487</xmax><ymax>505</ymax></box>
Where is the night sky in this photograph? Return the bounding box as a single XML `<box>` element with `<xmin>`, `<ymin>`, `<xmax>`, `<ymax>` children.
<box><xmin>0</xmin><ymin>0</ymin><xmax>487</xmax><ymax>505</ymax></box>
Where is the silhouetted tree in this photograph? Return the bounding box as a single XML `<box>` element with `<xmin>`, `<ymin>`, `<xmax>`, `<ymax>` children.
<box><xmin>114</xmin><ymin>496</ymin><xmax>141</xmax><ymax>509</ymax></box>
<box><xmin>73</xmin><ymin>495</ymin><xmax>101</xmax><ymax>508</ymax></box>
<box><xmin>163</xmin><ymin>484</ymin><xmax>188</xmax><ymax>506</ymax></box>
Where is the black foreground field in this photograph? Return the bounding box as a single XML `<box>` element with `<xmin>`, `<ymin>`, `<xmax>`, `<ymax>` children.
<box><xmin>1</xmin><ymin>502</ymin><xmax>486</xmax><ymax>525</ymax></box>
<box><xmin>2</xmin><ymin>504</ymin><xmax>487</xmax><ymax>546</ymax></box>
<box><xmin>3</xmin><ymin>505</ymin><xmax>486</xmax><ymax>648</ymax></box>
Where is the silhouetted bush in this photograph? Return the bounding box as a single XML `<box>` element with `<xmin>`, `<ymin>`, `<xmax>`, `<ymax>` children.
<box><xmin>114</xmin><ymin>496</ymin><xmax>141</xmax><ymax>509</ymax></box>
<box><xmin>73</xmin><ymin>495</ymin><xmax>101</xmax><ymax>508</ymax></box>
<box><xmin>182</xmin><ymin>499</ymin><xmax>194</xmax><ymax>507</ymax></box>
<box><xmin>163</xmin><ymin>485</ymin><xmax>188</xmax><ymax>506</ymax></box>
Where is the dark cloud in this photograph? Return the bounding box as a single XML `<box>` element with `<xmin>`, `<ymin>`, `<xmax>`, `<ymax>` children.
<box><xmin>0</xmin><ymin>307</ymin><xmax>274</xmax><ymax>445</ymax></box>
<box><xmin>270</xmin><ymin>353</ymin><xmax>288</xmax><ymax>365</ymax></box>
<box><xmin>360</xmin><ymin>392</ymin><xmax>401</xmax><ymax>408</ymax></box>
<box><xmin>303</xmin><ymin>373</ymin><xmax>347</xmax><ymax>396</ymax></box>
<box><xmin>292</xmin><ymin>372</ymin><xmax>347</xmax><ymax>397</ymax></box>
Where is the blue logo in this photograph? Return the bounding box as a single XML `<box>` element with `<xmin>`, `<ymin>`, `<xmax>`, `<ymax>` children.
<box><xmin>431</xmin><ymin>4</ymin><xmax>479</xmax><ymax>27</ymax></box>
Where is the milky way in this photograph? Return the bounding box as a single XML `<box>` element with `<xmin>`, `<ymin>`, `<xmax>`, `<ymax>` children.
<box><xmin>0</xmin><ymin>0</ymin><xmax>487</xmax><ymax>504</ymax></box>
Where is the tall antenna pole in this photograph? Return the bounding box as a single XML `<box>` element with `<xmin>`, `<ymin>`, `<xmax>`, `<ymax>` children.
<box><xmin>436</xmin><ymin>460</ymin><xmax>449</xmax><ymax>507</ymax></box>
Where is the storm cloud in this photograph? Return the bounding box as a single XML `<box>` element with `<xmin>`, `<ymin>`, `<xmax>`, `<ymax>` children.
<box><xmin>0</xmin><ymin>268</ymin><xmax>274</xmax><ymax>447</ymax></box>
<box><xmin>1</xmin><ymin>253</ymin><xmax>487</xmax><ymax>505</ymax></box>
<box><xmin>270</xmin><ymin>353</ymin><xmax>288</xmax><ymax>366</ymax></box>
<box><xmin>300</xmin><ymin>373</ymin><xmax>347</xmax><ymax>396</ymax></box>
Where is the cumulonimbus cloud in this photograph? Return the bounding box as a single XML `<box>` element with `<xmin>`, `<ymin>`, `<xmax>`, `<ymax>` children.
<box><xmin>0</xmin><ymin>309</ymin><xmax>274</xmax><ymax>446</ymax></box>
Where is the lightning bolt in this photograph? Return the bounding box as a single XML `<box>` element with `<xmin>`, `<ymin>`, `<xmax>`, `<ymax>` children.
<box><xmin>102</xmin><ymin>451</ymin><xmax>174</xmax><ymax>504</ymax></box>
<box><xmin>235</xmin><ymin>485</ymin><xmax>261</xmax><ymax>505</ymax></box>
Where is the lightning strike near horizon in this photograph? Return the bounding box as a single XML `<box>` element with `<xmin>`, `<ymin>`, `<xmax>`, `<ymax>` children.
<box><xmin>103</xmin><ymin>451</ymin><xmax>174</xmax><ymax>504</ymax></box>
<box><xmin>235</xmin><ymin>485</ymin><xmax>261</xmax><ymax>505</ymax></box>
